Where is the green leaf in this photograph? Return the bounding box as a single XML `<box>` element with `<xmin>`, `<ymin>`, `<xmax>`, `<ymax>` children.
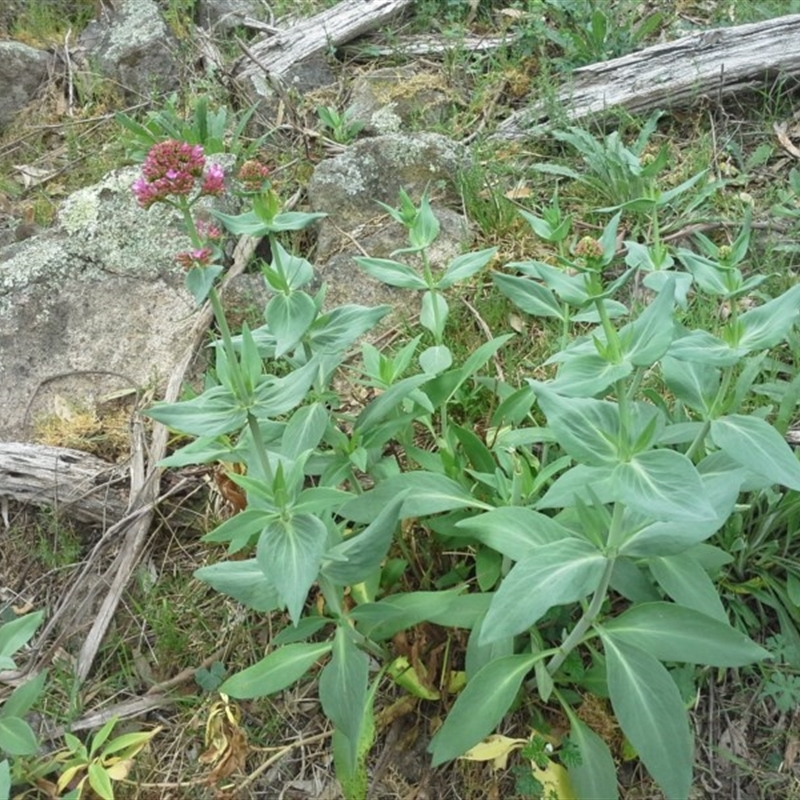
<box><xmin>534</xmin><ymin>262</ymin><xmax>591</xmax><ymax>307</ymax></box>
<box><xmin>349</xmin><ymin>590</ymin><xmax>462</xmax><ymax>641</ymax></box>
<box><xmin>481</xmin><ymin>539</ymin><xmax>607</xmax><ymax>643</ymax></box>
<box><xmin>203</xmin><ymin>508</ymin><xmax>272</xmax><ymax>551</ymax></box>
<box><xmin>282</xmin><ymin>403</ymin><xmax>328</xmax><ymax>460</ymax></box>
<box><xmin>88</xmin><ymin>762</ymin><xmax>114</xmax><ymax>800</ymax></box>
<box><xmin>564</xmin><ymin>710</ymin><xmax>619</xmax><ymax>800</ymax></box>
<box><xmin>711</xmin><ymin>415</ymin><xmax>800</xmax><ymax>490</ymax></box>
<box><xmin>650</xmin><ymin>553</ymin><xmax>727</xmax><ymax>622</ymax></box>
<box><xmin>321</xmin><ymin>494</ymin><xmax>406</xmax><ymax>584</ymax></box>
<box><xmin>89</xmin><ymin>717</ymin><xmax>118</xmax><ymax>757</ymax></box>
<box><xmin>419</xmin><ymin>345</ymin><xmax>452</xmax><ymax>375</ymax></box>
<box><xmin>0</xmin><ymin>759</ymin><xmax>10</xmax><ymax>800</ymax></box>
<box><xmin>0</xmin><ymin>717</ymin><xmax>38</xmax><ymax>756</ymax></box>
<box><xmin>619</xmin><ymin>277</ymin><xmax>675</xmax><ymax>366</ymax></box>
<box><xmin>333</xmin><ymin>676</ymin><xmax>379</xmax><ymax>800</ymax></box>
<box><xmin>408</xmin><ymin>194</ymin><xmax>440</xmax><ymax>250</ymax></box>
<box><xmin>239</xmin><ymin>323</ymin><xmax>264</xmax><ymax>394</ymax></box>
<box><xmin>420</xmin><ymin>291</ymin><xmax>448</xmax><ymax>339</ymax></box>
<box><xmin>308</xmin><ymin>305</ymin><xmax>391</xmax><ymax>353</ymax></box>
<box><xmin>492</xmin><ymin>272</ymin><xmax>566</xmax><ymax>319</ymax></box>
<box><xmin>454</xmin><ymin>507</ymin><xmax>575</xmax><ymax>560</ymax></box>
<box><xmin>252</xmin><ymin>359</ymin><xmax>321</xmax><ymax>419</ymax></box>
<box><xmin>341</xmin><ymin>472</ymin><xmax>490</xmax><ymax>524</ymax></box>
<box><xmin>537</xmin><ymin>463</ymin><xmax>616</xmax><ymax>509</ymax></box>
<box><xmin>266</xmin><ymin>291</ymin><xmax>317</xmax><ymax>357</ymax></box>
<box><xmin>0</xmin><ymin>670</ymin><xmax>47</xmax><ymax>721</ymax></box>
<box><xmin>736</xmin><ymin>283</ymin><xmax>800</xmax><ymax>351</ymax></box>
<box><xmin>185</xmin><ymin>264</ymin><xmax>223</xmax><ymax>304</ymax></box>
<box><xmin>531</xmin><ymin>383</ymin><xmax>620</xmax><ymax>465</ymax></box>
<box><xmin>451</xmin><ymin>425</ymin><xmax>495</xmax><ymax>474</ymax></box>
<box><xmin>429</xmin><ymin>654</ymin><xmax>537</xmax><ymax>765</ymax></box>
<box><xmin>601</xmin><ymin>636</ymin><xmax>693</xmax><ymax>800</ymax></box>
<box><xmin>220</xmin><ymin>641</ymin><xmax>332</xmax><ymax>699</ymax></box>
<box><xmin>550</xmin><ymin>352</ymin><xmax>632</xmax><ymax>397</ymax></box>
<box><xmin>293</xmin><ymin>487</ymin><xmax>353</xmax><ymax>515</ymax></box>
<box><xmin>603</xmin><ymin>603</ymin><xmax>769</xmax><ymax>666</ymax></box>
<box><xmin>353</xmin><ymin>257</ymin><xmax>427</xmax><ymax>289</ymax></box>
<box><xmin>268</xmin><ymin>211</ymin><xmax>328</xmax><ymax>232</ymax></box>
<box><xmin>642</xmin><ymin>271</ymin><xmax>693</xmax><ymax>308</ymax></box>
<box><xmin>257</xmin><ymin>514</ymin><xmax>327</xmax><ymax>623</ymax></box>
<box><xmin>661</xmin><ymin>355</ymin><xmax>719</xmax><ymax>414</ymax></box>
<box><xmin>439</xmin><ymin>247</ymin><xmax>498</xmax><ymax>289</ymax></box>
<box><xmin>194</xmin><ymin>559</ymin><xmax>281</xmax><ymax>612</ymax></box>
<box><xmin>611</xmin><ymin>450</ymin><xmax>715</xmax><ymax>522</ymax></box>
<box><xmin>667</xmin><ymin>330</ymin><xmax>740</xmax><ymax>366</ymax></box>
<box><xmin>145</xmin><ymin>386</ymin><xmax>245</xmax><ymax>437</ymax></box>
<box><xmin>0</xmin><ymin>610</ymin><xmax>44</xmax><ymax>661</ymax></box>
<box><xmin>465</xmin><ymin>614</ymin><xmax>514</xmax><ymax>680</ymax></box>
<box><xmin>617</xmin><ymin>511</ymin><xmax>724</xmax><ymax>558</ymax></box>
<box><xmin>355</xmin><ymin>374</ymin><xmax>433</xmax><ymax>430</ymax></box>
<box><xmin>318</xmin><ymin>627</ymin><xmax>369</xmax><ymax>774</ymax></box>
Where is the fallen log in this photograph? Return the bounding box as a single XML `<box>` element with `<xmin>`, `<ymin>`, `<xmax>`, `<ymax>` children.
<box><xmin>0</xmin><ymin>443</ymin><xmax>127</xmax><ymax>526</ymax></box>
<box><xmin>495</xmin><ymin>14</ymin><xmax>800</xmax><ymax>138</ymax></box>
<box><xmin>234</xmin><ymin>0</ymin><xmax>413</xmax><ymax>96</ymax></box>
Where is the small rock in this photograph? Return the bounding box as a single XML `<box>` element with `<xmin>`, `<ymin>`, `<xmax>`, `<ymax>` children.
<box><xmin>348</xmin><ymin>66</ymin><xmax>455</xmax><ymax>135</ymax></box>
<box><xmin>0</xmin><ymin>41</ymin><xmax>54</xmax><ymax>132</ymax></box>
<box><xmin>78</xmin><ymin>0</ymin><xmax>180</xmax><ymax>100</ymax></box>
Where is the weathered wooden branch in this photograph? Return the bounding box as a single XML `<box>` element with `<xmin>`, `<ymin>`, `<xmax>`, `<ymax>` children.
<box><xmin>495</xmin><ymin>14</ymin><xmax>800</xmax><ymax>138</ymax></box>
<box><xmin>341</xmin><ymin>32</ymin><xmax>519</xmax><ymax>58</ymax></box>
<box><xmin>234</xmin><ymin>0</ymin><xmax>413</xmax><ymax>90</ymax></box>
<box><xmin>0</xmin><ymin>443</ymin><xmax>128</xmax><ymax>526</ymax></box>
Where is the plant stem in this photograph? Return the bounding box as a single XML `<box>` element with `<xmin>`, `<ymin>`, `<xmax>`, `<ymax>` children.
<box><xmin>595</xmin><ymin>296</ymin><xmax>622</xmax><ymax>364</ymax></box>
<box><xmin>247</xmin><ymin>412</ymin><xmax>273</xmax><ymax>485</ymax></box>
<box><xmin>547</xmin><ymin>556</ymin><xmax>615</xmax><ymax>676</ymax></box>
<box><xmin>686</xmin><ymin>418</ymin><xmax>711</xmax><ymax>462</ymax></box>
<box><xmin>207</xmin><ymin>287</ymin><xmax>250</xmax><ymax>402</ymax></box>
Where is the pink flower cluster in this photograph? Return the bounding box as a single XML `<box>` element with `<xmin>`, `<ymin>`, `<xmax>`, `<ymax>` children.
<box><xmin>175</xmin><ymin>247</ymin><xmax>214</xmax><ymax>269</ymax></box>
<box><xmin>132</xmin><ymin>140</ymin><xmax>226</xmax><ymax>209</ymax></box>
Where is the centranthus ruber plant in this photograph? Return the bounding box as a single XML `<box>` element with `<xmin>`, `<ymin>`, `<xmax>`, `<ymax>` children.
<box><xmin>130</xmin><ymin>134</ymin><xmax>783</xmax><ymax>800</ymax></box>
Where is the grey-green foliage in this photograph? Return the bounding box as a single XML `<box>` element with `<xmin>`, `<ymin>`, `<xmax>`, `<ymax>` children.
<box><xmin>151</xmin><ymin>175</ymin><xmax>786</xmax><ymax>799</ymax></box>
<box><xmin>0</xmin><ymin>610</ymin><xmax>47</xmax><ymax>800</ymax></box>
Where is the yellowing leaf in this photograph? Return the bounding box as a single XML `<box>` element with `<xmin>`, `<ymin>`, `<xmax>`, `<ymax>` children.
<box><xmin>461</xmin><ymin>734</ymin><xmax>528</xmax><ymax>769</ymax></box>
<box><xmin>505</xmin><ymin>185</ymin><xmax>532</xmax><ymax>200</ymax></box>
<box><xmin>105</xmin><ymin>758</ymin><xmax>133</xmax><ymax>781</ymax></box>
<box><xmin>447</xmin><ymin>670</ymin><xmax>467</xmax><ymax>693</ymax></box>
<box><xmin>531</xmin><ymin>759</ymin><xmax>576</xmax><ymax>800</ymax></box>
<box><xmin>387</xmin><ymin>656</ymin><xmax>440</xmax><ymax>700</ymax></box>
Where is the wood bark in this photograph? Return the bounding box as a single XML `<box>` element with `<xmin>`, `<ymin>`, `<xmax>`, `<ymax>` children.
<box><xmin>234</xmin><ymin>0</ymin><xmax>413</xmax><ymax>86</ymax></box>
<box><xmin>496</xmin><ymin>14</ymin><xmax>800</xmax><ymax>139</ymax></box>
<box><xmin>0</xmin><ymin>443</ymin><xmax>127</xmax><ymax>526</ymax></box>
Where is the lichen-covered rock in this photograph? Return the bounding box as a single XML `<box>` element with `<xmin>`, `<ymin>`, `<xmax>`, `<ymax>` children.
<box><xmin>0</xmin><ymin>165</ymin><xmax>205</xmax><ymax>442</ymax></box>
<box><xmin>309</xmin><ymin>132</ymin><xmax>468</xmax><ymax>230</ymax></box>
<box><xmin>78</xmin><ymin>0</ymin><xmax>179</xmax><ymax>100</ymax></box>
<box><xmin>307</xmin><ymin>132</ymin><xmax>472</xmax><ymax>309</ymax></box>
<box><xmin>348</xmin><ymin>66</ymin><xmax>455</xmax><ymax>135</ymax></box>
<box><xmin>196</xmin><ymin>0</ymin><xmax>265</xmax><ymax>33</ymax></box>
<box><xmin>0</xmin><ymin>41</ymin><xmax>54</xmax><ymax>131</ymax></box>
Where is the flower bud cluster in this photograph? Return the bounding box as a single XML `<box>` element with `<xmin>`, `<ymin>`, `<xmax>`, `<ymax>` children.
<box><xmin>132</xmin><ymin>140</ymin><xmax>225</xmax><ymax>209</ymax></box>
<box><xmin>237</xmin><ymin>160</ymin><xmax>271</xmax><ymax>193</ymax></box>
<box><xmin>175</xmin><ymin>247</ymin><xmax>214</xmax><ymax>269</ymax></box>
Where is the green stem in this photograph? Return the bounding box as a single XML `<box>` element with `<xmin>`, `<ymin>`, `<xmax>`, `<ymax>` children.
<box><xmin>615</xmin><ymin>378</ymin><xmax>632</xmax><ymax>458</ymax></box>
<box><xmin>710</xmin><ymin>365</ymin><xmax>735</xmax><ymax>418</ymax></box>
<box><xmin>208</xmin><ymin>287</ymin><xmax>250</xmax><ymax>402</ymax></box>
<box><xmin>686</xmin><ymin>419</ymin><xmax>711</xmax><ymax>462</ymax></box>
<box><xmin>595</xmin><ymin>296</ymin><xmax>622</xmax><ymax>364</ymax></box>
<box><xmin>547</xmin><ymin>556</ymin><xmax>615</xmax><ymax>676</ymax></box>
<box><xmin>246</xmin><ymin>412</ymin><xmax>273</xmax><ymax>485</ymax></box>
<box><xmin>559</xmin><ymin>302</ymin><xmax>571</xmax><ymax>351</ymax></box>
